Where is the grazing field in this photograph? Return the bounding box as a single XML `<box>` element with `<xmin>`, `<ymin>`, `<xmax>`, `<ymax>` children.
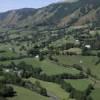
<box><xmin>0</xmin><ymin>58</ymin><xmax>80</xmax><ymax>76</ymax></box>
<box><xmin>0</xmin><ymin>50</ymin><xmax>17</xmax><ymax>57</ymax></box>
<box><xmin>29</xmin><ymin>77</ymin><xmax>70</xmax><ymax>100</ymax></box>
<box><xmin>55</xmin><ymin>55</ymin><xmax>100</xmax><ymax>78</ymax></box>
<box><xmin>91</xmin><ymin>88</ymin><xmax>100</xmax><ymax>100</ymax></box>
<box><xmin>0</xmin><ymin>1</ymin><xmax>100</xmax><ymax>100</ymax></box>
<box><xmin>65</xmin><ymin>79</ymin><xmax>93</xmax><ymax>91</ymax></box>
<box><xmin>40</xmin><ymin>59</ymin><xmax>80</xmax><ymax>75</ymax></box>
<box><xmin>8</xmin><ymin>85</ymin><xmax>49</xmax><ymax>100</ymax></box>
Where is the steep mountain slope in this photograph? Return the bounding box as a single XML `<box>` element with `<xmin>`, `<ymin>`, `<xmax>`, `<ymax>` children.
<box><xmin>59</xmin><ymin>0</ymin><xmax>100</xmax><ymax>26</ymax></box>
<box><xmin>0</xmin><ymin>0</ymin><xmax>99</xmax><ymax>28</ymax></box>
<box><xmin>0</xmin><ymin>8</ymin><xmax>36</xmax><ymax>27</ymax></box>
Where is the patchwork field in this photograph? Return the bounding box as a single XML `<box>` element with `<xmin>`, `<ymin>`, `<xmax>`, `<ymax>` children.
<box><xmin>0</xmin><ymin>57</ymin><xmax>80</xmax><ymax>76</ymax></box>
<box><xmin>0</xmin><ymin>1</ymin><xmax>100</xmax><ymax>100</ymax></box>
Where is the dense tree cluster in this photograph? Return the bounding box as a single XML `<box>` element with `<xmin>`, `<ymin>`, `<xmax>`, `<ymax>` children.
<box><xmin>0</xmin><ymin>82</ymin><xmax>15</xmax><ymax>100</ymax></box>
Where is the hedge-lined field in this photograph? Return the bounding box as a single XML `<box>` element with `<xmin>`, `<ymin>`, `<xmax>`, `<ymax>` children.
<box><xmin>8</xmin><ymin>85</ymin><xmax>49</xmax><ymax>100</ymax></box>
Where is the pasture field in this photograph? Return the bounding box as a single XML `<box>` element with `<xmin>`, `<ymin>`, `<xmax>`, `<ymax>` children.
<box><xmin>0</xmin><ymin>50</ymin><xmax>17</xmax><ymax>57</ymax></box>
<box><xmin>65</xmin><ymin>79</ymin><xmax>93</xmax><ymax>91</ymax></box>
<box><xmin>0</xmin><ymin>42</ymin><xmax>32</xmax><ymax>55</ymax></box>
<box><xmin>40</xmin><ymin>59</ymin><xmax>80</xmax><ymax>75</ymax></box>
<box><xmin>0</xmin><ymin>58</ymin><xmax>80</xmax><ymax>76</ymax></box>
<box><xmin>8</xmin><ymin>85</ymin><xmax>49</xmax><ymax>100</ymax></box>
<box><xmin>91</xmin><ymin>88</ymin><xmax>100</xmax><ymax>100</ymax></box>
<box><xmin>28</xmin><ymin>77</ymin><xmax>71</xmax><ymax>100</ymax></box>
<box><xmin>55</xmin><ymin>55</ymin><xmax>100</xmax><ymax>79</ymax></box>
<box><xmin>0</xmin><ymin>27</ymin><xmax>99</xmax><ymax>100</ymax></box>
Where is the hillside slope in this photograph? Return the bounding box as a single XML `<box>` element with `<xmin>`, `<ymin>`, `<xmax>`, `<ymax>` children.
<box><xmin>0</xmin><ymin>0</ymin><xmax>99</xmax><ymax>28</ymax></box>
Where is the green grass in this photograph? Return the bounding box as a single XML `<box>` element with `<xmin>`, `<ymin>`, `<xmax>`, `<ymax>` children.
<box><xmin>0</xmin><ymin>43</ymin><xmax>20</xmax><ymax>55</ymax></box>
<box><xmin>0</xmin><ymin>76</ymin><xmax>5</xmax><ymax>80</ymax></box>
<box><xmin>29</xmin><ymin>77</ymin><xmax>70</xmax><ymax>100</ymax></box>
<box><xmin>40</xmin><ymin>59</ymin><xmax>80</xmax><ymax>75</ymax></box>
<box><xmin>91</xmin><ymin>88</ymin><xmax>100</xmax><ymax>100</ymax></box>
<box><xmin>0</xmin><ymin>57</ymin><xmax>39</xmax><ymax>65</ymax></box>
<box><xmin>0</xmin><ymin>51</ymin><xmax>17</xmax><ymax>57</ymax></box>
<box><xmin>55</xmin><ymin>55</ymin><xmax>100</xmax><ymax>79</ymax></box>
<box><xmin>65</xmin><ymin>79</ymin><xmax>93</xmax><ymax>91</ymax></box>
<box><xmin>0</xmin><ymin>41</ymin><xmax>33</xmax><ymax>56</ymax></box>
<box><xmin>90</xmin><ymin>30</ymin><xmax>100</xmax><ymax>36</ymax></box>
<box><xmin>8</xmin><ymin>85</ymin><xmax>49</xmax><ymax>100</ymax></box>
<box><xmin>0</xmin><ymin>58</ymin><xmax>80</xmax><ymax>76</ymax></box>
<box><xmin>49</xmin><ymin>36</ymin><xmax>75</xmax><ymax>47</ymax></box>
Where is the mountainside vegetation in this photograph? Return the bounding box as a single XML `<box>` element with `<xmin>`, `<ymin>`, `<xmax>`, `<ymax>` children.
<box><xmin>0</xmin><ymin>0</ymin><xmax>99</xmax><ymax>28</ymax></box>
<box><xmin>0</xmin><ymin>0</ymin><xmax>100</xmax><ymax>100</ymax></box>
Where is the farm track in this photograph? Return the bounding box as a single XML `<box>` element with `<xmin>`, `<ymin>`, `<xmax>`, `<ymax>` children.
<box><xmin>47</xmin><ymin>91</ymin><xmax>60</xmax><ymax>100</ymax></box>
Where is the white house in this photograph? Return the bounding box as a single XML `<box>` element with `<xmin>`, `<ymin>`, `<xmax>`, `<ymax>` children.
<box><xmin>35</xmin><ymin>55</ymin><xmax>39</xmax><ymax>59</ymax></box>
<box><xmin>3</xmin><ymin>69</ymin><xmax>10</xmax><ymax>73</ymax></box>
<box><xmin>9</xmin><ymin>48</ymin><xmax>12</xmax><ymax>50</ymax></box>
<box><xmin>85</xmin><ymin>45</ymin><xmax>91</xmax><ymax>49</ymax></box>
<box><xmin>75</xmin><ymin>40</ymin><xmax>79</xmax><ymax>42</ymax></box>
<box><xmin>80</xmin><ymin>60</ymin><xmax>83</xmax><ymax>64</ymax></box>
